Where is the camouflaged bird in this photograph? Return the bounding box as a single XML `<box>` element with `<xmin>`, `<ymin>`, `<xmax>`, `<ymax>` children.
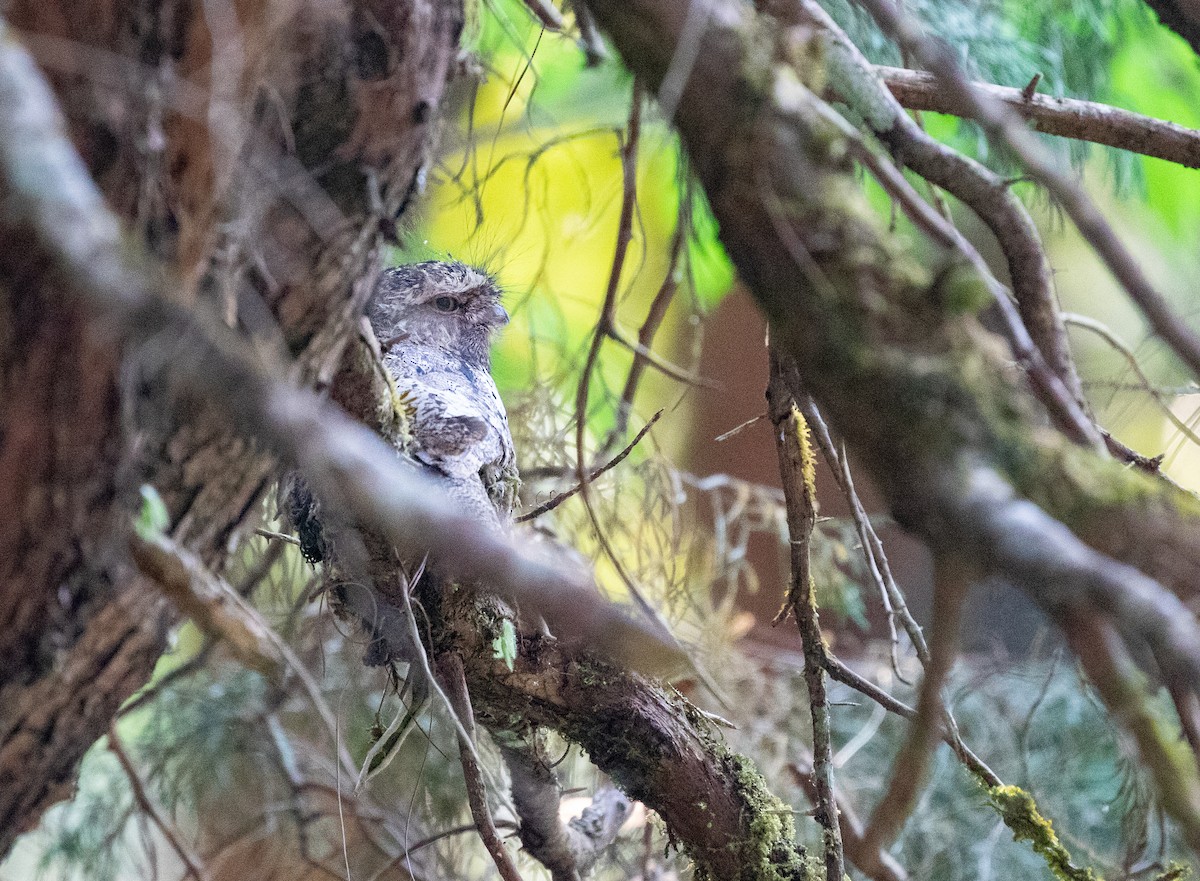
<box><xmin>369</xmin><ymin>261</ymin><xmax>518</xmax><ymax>528</ymax></box>
<box><xmin>289</xmin><ymin>261</ymin><xmax>517</xmax><ymax>567</ymax></box>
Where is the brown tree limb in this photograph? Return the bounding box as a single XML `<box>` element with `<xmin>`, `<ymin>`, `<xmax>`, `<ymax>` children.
<box><xmin>877</xmin><ymin>65</ymin><xmax>1200</xmax><ymax>169</ymax></box>
<box><xmin>0</xmin><ymin>0</ymin><xmax>465</xmax><ymax>851</ymax></box>
<box><xmin>775</xmin><ymin>0</ymin><xmax>1094</xmax><ymax>443</ymax></box>
<box><xmin>0</xmin><ymin>26</ymin><xmax>677</xmax><ymax>672</ymax></box>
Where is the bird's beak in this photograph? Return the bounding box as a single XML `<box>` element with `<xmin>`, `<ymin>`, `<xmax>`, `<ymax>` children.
<box><xmin>484</xmin><ymin>303</ymin><xmax>510</xmax><ymax>327</ymax></box>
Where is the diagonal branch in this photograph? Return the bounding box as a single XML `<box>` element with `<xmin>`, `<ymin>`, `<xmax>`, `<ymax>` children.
<box><xmin>877</xmin><ymin>65</ymin><xmax>1200</xmax><ymax>169</ymax></box>
<box><xmin>778</xmin><ymin>0</ymin><xmax>1094</xmax><ymax>443</ymax></box>
<box><xmin>0</xmin><ymin>19</ymin><xmax>677</xmax><ymax>673</ymax></box>
<box><xmin>855</xmin><ymin>0</ymin><xmax>1200</xmax><ymax>385</ymax></box>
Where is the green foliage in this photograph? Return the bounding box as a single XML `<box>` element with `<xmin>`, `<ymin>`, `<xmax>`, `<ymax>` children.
<box><xmin>492</xmin><ymin>617</ymin><xmax>519</xmax><ymax>670</ymax></box>
<box><xmin>724</xmin><ymin>652</ymin><xmax>1190</xmax><ymax>880</ymax></box>
<box><xmin>134</xmin><ymin>484</ymin><xmax>169</xmax><ymax>540</ymax></box>
<box><xmin>37</xmin><ymin>751</ymin><xmax>130</xmax><ymax>881</ymax></box>
<box><xmin>821</xmin><ymin>0</ymin><xmax>1154</xmax><ymax>183</ymax></box>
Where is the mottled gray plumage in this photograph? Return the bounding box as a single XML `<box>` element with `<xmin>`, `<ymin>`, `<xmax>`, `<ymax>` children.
<box><xmin>369</xmin><ymin>261</ymin><xmax>517</xmax><ymax>527</ymax></box>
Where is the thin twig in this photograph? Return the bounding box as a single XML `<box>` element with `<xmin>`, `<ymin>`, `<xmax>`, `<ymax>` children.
<box><xmin>859</xmin><ymin>562</ymin><xmax>968</xmax><ymax>861</ymax></box>
<box><xmin>109</xmin><ymin>725</ymin><xmax>213</xmax><ymax>881</ymax></box>
<box><xmin>442</xmin><ymin>653</ymin><xmax>525</xmax><ymax>881</ymax></box>
<box><xmin>768</xmin><ymin>350</ymin><xmax>845</xmax><ymax>881</ymax></box>
<box><xmin>255</xmin><ymin>527</ymin><xmax>301</xmax><ymax>546</ymax></box>
<box><xmin>117</xmin><ymin>642</ymin><xmax>215</xmax><ymax>718</ymax></box>
<box><xmin>820</xmin><ymin>654</ymin><xmax>1000</xmax><ymax>787</ymax></box>
<box><xmin>519</xmin><ymin>410</ymin><xmax>662</xmax><ymax>522</ymax></box>
<box><xmin>796</xmin><ymin>89</ymin><xmax>1101</xmax><ymax>450</ymax></box>
<box><xmin>1063</xmin><ymin>312</ymin><xmax>1200</xmax><ymax>451</ymax></box>
<box><xmin>572</xmin><ymin>81</ymin><xmax>665</xmax><ymax>627</ymax></box>
<box><xmin>788</xmin><ymin>760</ymin><xmax>908</xmax><ymax>881</ymax></box>
<box><xmin>786</xmin><ymin>0</ymin><xmax>1091</xmax><ymax>430</ymax></box>
<box><xmin>605</xmin><ymin>202</ymin><xmax>690</xmax><ymax>451</ymax></box>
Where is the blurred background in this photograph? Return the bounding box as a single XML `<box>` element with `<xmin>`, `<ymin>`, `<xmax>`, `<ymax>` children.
<box><xmin>5</xmin><ymin>1</ymin><xmax>1200</xmax><ymax>878</ymax></box>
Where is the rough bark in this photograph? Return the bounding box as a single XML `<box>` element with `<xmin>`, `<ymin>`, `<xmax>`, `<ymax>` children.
<box><xmin>0</xmin><ymin>0</ymin><xmax>462</xmax><ymax>853</ymax></box>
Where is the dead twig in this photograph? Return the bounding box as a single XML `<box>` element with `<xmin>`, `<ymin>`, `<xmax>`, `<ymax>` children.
<box><xmin>109</xmin><ymin>725</ymin><xmax>213</xmax><ymax>881</ymax></box>
<box><xmin>442</xmin><ymin>653</ymin><xmax>525</xmax><ymax>881</ymax></box>
<box><xmin>519</xmin><ymin>409</ymin><xmax>662</xmax><ymax>522</ymax></box>
<box><xmin>877</xmin><ymin>65</ymin><xmax>1200</xmax><ymax>169</ymax></box>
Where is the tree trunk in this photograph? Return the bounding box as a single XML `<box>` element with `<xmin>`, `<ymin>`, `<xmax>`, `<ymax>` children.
<box><xmin>0</xmin><ymin>0</ymin><xmax>462</xmax><ymax>854</ymax></box>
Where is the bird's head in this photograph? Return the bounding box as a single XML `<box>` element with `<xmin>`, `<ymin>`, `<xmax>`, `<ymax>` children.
<box><xmin>368</xmin><ymin>261</ymin><xmax>509</xmax><ymax>367</ymax></box>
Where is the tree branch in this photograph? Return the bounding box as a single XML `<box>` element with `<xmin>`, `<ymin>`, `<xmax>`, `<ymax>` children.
<box><xmin>877</xmin><ymin>65</ymin><xmax>1200</xmax><ymax>169</ymax></box>
<box><xmin>856</xmin><ymin>0</ymin><xmax>1200</xmax><ymax>385</ymax></box>
<box><xmin>768</xmin><ymin>349</ymin><xmax>845</xmax><ymax>881</ymax></box>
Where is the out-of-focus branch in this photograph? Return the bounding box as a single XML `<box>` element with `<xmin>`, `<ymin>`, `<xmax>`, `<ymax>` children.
<box><xmin>130</xmin><ymin>531</ymin><xmax>358</xmax><ymax>776</ymax></box>
<box><xmin>1067</xmin><ymin>612</ymin><xmax>1200</xmax><ymax>849</ymax></box>
<box><xmin>131</xmin><ymin>533</ymin><xmax>285</xmax><ymax>679</ymax></box>
<box><xmin>1139</xmin><ymin>0</ymin><xmax>1200</xmax><ymax>58</ymax></box>
<box><xmin>855</xmin><ymin>0</ymin><xmax>1200</xmax><ymax>385</ymax></box>
<box><xmin>877</xmin><ymin>66</ymin><xmax>1200</xmax><ymax>169</ymax></box>
<box><xmin>0</xmin><ymin>18</ymin><xmax>678</xmax><ymax>674</ymax></box>
<box><xmin>777</xmin><ymin>0</ymin><xmax>1094</xmax><ymax>444</ymax></box>
<box><xmin>441</xmin><ymin>653</ymin><xmax>526</xmax><ymax>881</ymax></box>
<box><xmin>858</xmin><ymin>564</ymin><xmax>966</xmax><ymax>862</ymax></box>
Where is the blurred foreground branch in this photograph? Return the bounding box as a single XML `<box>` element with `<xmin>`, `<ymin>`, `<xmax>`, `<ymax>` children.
<box><xmin>584</xmin><ymin>0</ymin><xmax>1200</xmax><ymax>856</ymax></box>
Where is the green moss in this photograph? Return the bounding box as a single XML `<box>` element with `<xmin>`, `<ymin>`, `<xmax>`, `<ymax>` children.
<box><xmin>988</xmin><ymin>784</ymin><xmax>1101</xmax><ymax>881</ymax></box>
<box><xmin>1154</xmin><ymin>862</ymin><xmax>1192</xmax><ymax>881</ymax></box>
<box><xmin>718</xmin><ymin>749</ymin><xmax>812</xmax><ymax>881</ymax></box>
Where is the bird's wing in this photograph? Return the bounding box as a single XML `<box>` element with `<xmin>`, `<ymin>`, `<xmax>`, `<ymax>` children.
<box><xmin>387</xmin><ymin>349</ymin><xmax>516</xmax><ymax>515</ymax></box>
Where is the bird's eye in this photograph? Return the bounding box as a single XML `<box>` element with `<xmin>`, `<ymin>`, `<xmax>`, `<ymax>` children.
<box><xmin>432</xmin><ymin>296</ymin><xmax>458</xmax><ymax>312</ymax></box>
